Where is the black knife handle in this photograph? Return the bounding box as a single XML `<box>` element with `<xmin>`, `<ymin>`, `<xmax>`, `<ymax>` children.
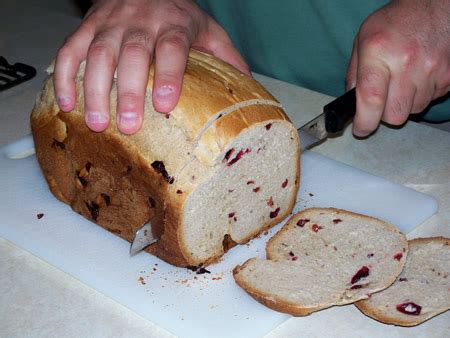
<box><xmin>324</xmin><ymin>87</ymin><xmax>356</xmax><ymax>133</ymax></box>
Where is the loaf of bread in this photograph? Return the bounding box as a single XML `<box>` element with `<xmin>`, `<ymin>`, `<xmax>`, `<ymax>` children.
<box><xmin>356</xmin><ymin>237</ymin><xmax>450</xmax><ymax>326</ymax></box>
<box><xmin>233</xmin><ymin>208</ymin><xmax>408</xmax><ymax>316</ymax></box>
<box><xmin>31</xmin><ymin>49</ymin><xmax>300</xmax><ymax>267</ymax></box>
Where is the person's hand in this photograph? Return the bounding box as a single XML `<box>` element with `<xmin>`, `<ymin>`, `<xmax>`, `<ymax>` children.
<box><xmin>54</xmin><ymin>0</ymin><xmax>250</xmax><ymax>134</ymax></box>
<box><xmin>346</xmin><ymin>0</ymin><xmax>450</xmax><ymax>137</ymax></box>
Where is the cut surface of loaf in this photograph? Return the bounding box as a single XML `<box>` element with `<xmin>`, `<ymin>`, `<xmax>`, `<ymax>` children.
<box><xmin>31</xmin><ymin>49</ymin><xmax>300</xmax><ymax>267</ymax></box>
<box><xmin>233</xmin><ymin>208</ymin><xmax>408</xmax><ymax>316</ymax></box>
<box><xmin>356</xmin><ymin>237</ymin><xmax>450</xmax><ymax>326</ymax></box>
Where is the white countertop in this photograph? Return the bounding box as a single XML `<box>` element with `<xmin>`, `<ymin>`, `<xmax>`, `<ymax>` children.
<box><xmin>1</xmin><ymin>1</ymin><xmax>449</xmax><ymax>337</ymax></box>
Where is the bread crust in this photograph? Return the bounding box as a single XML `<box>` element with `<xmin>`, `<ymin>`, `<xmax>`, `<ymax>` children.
<box><xmin>31</xmin><ymin>49</ymin><xmax>300</xmax><ymax>267</ymax></box>
<box><xmin>355</xmin><ymin>237</ymin><xmax>450</xmax><ymax>327</ymax></box>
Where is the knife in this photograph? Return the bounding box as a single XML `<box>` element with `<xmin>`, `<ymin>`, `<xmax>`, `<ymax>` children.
<box><xmin>129</xmin><ymin>222</ymin><xmax>157</xmax><ymax>256</ymax></box>
<box><xmin>130</xmin><ymin>88</ymin><xmax>357</xmax><ymax>255</ymax></box>
<box><xmin>298</xmin><ymin>88</ymin><xmax>356</xmax><ymax>150</ymax></box>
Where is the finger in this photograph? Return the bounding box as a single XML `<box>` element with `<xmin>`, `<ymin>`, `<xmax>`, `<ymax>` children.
<box><xmin>84</xmin><ymin>28</ymin><xmax>122</xmax><ymax>132</ymax></box>
<box><xmin>199</xmin><ymin>20</ymin><xmax>251</xmax><ymax>76</ymax></box>
<box><xmin>116</xmin><ymin>29</ymin><xmax>153</xmax><ymax>134</ymax></box>
<box><xmin>411</xmin><ymin>83</ymin><xmax>435</xmax><ymax>114</ymax></box>
<box><xmin>152</xmin><ymin>26</ymin><xmax>191</xmax><ymax>113</ymax></box>
<box><xmin>353</xmin><ymin>60</ymin><xmax>390</xmax><ymax>137</ymax></box>
<box><xmin>54</xmin><ymin>23</ymin><xmax>95</xmax><ymax>112</ymax></box>
<box><xmin>382</xmin><ymin>77</ymin><xmax>416</xmax><ymax>125</ymax></box>
<box><xmin>345</xmin><ymin>36</ymin><xmax>359</xmax><ymax>90</ymax></box>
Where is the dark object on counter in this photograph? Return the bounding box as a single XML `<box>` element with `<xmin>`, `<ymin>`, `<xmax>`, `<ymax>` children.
<box><xmin>0</xmin><ymin>56</ymin><xmax>36</xmax><ymax>92</ymax></box>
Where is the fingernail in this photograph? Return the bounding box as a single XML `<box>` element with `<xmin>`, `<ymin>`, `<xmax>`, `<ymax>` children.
<box><xmin>155</xmin><ymin>85</ymin><xmax>175</xmax><ymax>98</ymax></box>
<box><xmin>57</xmin><ymin>96</ymin><xmax>71</xmax><ymax>109</ymax></box>
<box><xmin>86</xmin><ymin>111</ymin><xmax>108</xmax><ymax>124</ymax></box>
<box><xmin>352</xmin><ymin>127</ymin><xmax>369</xmax><ymax>138</ymax></box>
<box><xmin>118</xmin><ymin>111</ymin><xmax>138</xmax><ymax>128</ymax></box>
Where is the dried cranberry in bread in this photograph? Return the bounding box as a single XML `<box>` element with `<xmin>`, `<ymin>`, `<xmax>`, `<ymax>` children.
<box><xmin>31</xmin><ymin>49</ymin><xmax>300</xmax><ymax>267</ymax></box>
<box><xmin>233</xmin><ymin>208</ymin><xmax>408</xmax><ymax>316</ymax></box>
<box><xmin>356</xmin><ymin>237</ymin><xmax>450</xmax><ymax>326</ymax></box>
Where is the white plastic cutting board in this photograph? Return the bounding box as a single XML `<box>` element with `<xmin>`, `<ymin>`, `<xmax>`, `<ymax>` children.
<box><xmin>0</xmin><ymin>136</ymin><xmax>437</xmax><ymax>338</ymax></box>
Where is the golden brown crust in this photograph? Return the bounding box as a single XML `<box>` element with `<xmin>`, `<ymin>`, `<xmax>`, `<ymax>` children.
<box><xmin>32</xmin><ymin>50</ymin><xmax>299</xmax><ymax>267</ymax></box>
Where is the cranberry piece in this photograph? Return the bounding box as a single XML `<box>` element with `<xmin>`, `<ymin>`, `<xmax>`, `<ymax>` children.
<box><xmin>176</xmin><ymin>189</ymin><xmax>183</xmax><ymax>194</ymax></box>
<box><xmin>396</xmin><ymin>302</ymin><xmax>422</xmax><ymax>315</ymax></box>
<box><xmin>291</xmin><ymin>256</ymin><xmax>298</xmax><ymax>261</ymax></box>
<box><xmin>394</xmin><ymin>252</ymin><xmax>403</xmax><ymax>261</ymax></box>
<box><xmin>281</xmin><ymin>179</ymin><xmax>288</xmax><ymax>188</ymax></box>
<box><xmin>85</xmin><ymin>201</ymin><xmax>100</xmax><ymax>221</ymax></box>
<box><xmin>246</xmin><ymin>180</ymin><xmax>255</xmax><ymax>185</ymax></box>
<box><xmin>253</xmin><ymin>187</ymin><xmax>261</xmax><ymax>192</ymax></box>
<box><xmin>267</xmin><ymin>197</ymin><xmax>274</xmax><ymax>207</ymax></box>
<box><xmin>151</xmin><ymin>161</ymin><xmax>174</xmax><ymax>184</ymax></box>
<box><xmin>101</xmin><ymin>193</ymin><xmax>111</xmax><ymax>206</ymax></box>
<box><xmin>228</xmin><ymin>212</ymin><xmax>235</xmax><ymax>218</ymax></box>
<box><xmin>296</xmin><ymin>219</ymin><xmax>310</xmax><ymax>227</ymax></box>
<box><xmin>52</xmin><ymin>138</ymin><xmax>65</xmax><ymax>150</ymax></box>
<box><xmin>351</xmin><ymin>266</ymin><xmax>370</xmax><ymax>285</ymax></box>
<box><xmin>223</xmin><ymin>148</ymin><xmax>235</xmax><ymax>162</ymax></box>
<box><xmin>289</xmin><ymin>251</ymin><xmax>295</xmax><ymax>257</ymax></box>
<box><xmin>36</xmin><ymin>213</ymin><xmax>44</xmax><ymax>219</ymax></box>
<box><xmin>399</xmin><ymin>277</ymin><xmax>408</xmax><ymax>282</ymax></box>
<box><xmin>367</xmin><ymin>253</ymin><xmax>374</xmax><ymax>258</ymax></box>
<box><xmin>311</xmin><ymin>224</ymin><xmax>323</xmax><ymax>232</ymax></box>
<box><xmin>227</xmin><ymin>150</ymin><xmax>244</xmax><ymax>166</ymax></box>
<box><xmin>350</xmin><ymin>284</ymin><xmax>363</xmax><ymax>290</ymax></box>
<box><xmin>270</xmin><ymin>207</ymin><xmax>280</xmax><ymax>218</ymax></box>
<box><xmin>332</xmin><ymin>218</ymin><xmax>342</xmax><ymax>224</ymax></box>
<box><xmin>196</xmin><ymin>267</ymin><xmax>211</xmax><ymax>275</ymax></box>
<box><xmin>265</xmin><ymin>123</ymin><xmax>272</xmax><ymax>130</ymax></box>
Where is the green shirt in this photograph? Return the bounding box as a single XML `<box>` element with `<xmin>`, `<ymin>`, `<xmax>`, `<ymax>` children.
<box><xmin>197</xmin><ymin>0</ymin><xmax>449</xmax><ymax>122</ymax></box>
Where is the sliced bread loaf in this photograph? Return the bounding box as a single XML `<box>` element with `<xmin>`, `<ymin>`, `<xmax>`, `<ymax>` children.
<box><xmin>233</xmin><ymin>208</ymin><xmax>408</xmax><ymax>316</ymax></box>
<box><xmin>31</xmin><ymin>49</ymin><xmax>300</xmax><ymax>267</ymax></box>
<box><xmin>355</xmin><ymin>237</ymin><xmax>450</xmax><ymax>326</ymax></box>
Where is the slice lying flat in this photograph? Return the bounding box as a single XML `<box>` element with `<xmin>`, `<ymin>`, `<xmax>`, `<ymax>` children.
<box><xmin>356</xmin><ymin>237</ymin><xmax>450</xmax><ymax>326</ymax></box>
<box><xmin>233</xmin><ymin>208</ymin><xmax>408</xmax><ymax>316</ymax></box>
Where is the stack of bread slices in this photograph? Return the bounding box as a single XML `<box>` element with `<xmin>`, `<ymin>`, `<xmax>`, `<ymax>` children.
<box><xmin>234</xmin><ymin>208</ymin><xmax>449</xmax><ymax>326</ymax></box>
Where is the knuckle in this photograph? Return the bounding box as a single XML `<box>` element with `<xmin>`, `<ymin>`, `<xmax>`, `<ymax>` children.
<box><xmin>357</xmin><ymin>68</ymin><xmax>387</xmax><ymax>105</ymax></box>
<box><xmin>159</xmin><ymin>27</ymin><xmax>190</xmax><ymax>50</ymax></box>
<box><xmin>88</xmin><ymin>40</ymin><xmax>115</xmax><ymax>61</ymax></box>
<box><xmin>423</xmin><ymin>54</ymin><xmax>440</xmax><ymax>74</ymax></box>
<box><xmin>397</xmin><ymin>42</ymin><xmax>420</xmax><ymax>69</ymax></box>
<box><xmin>124</xmin><ymin>30</ymin><xmax>152</xmax><ymax>46</ymax></box>
<box><xmin>362</xmin><ymin>32</ymin><xmax>390</xmax><ymax>51</ymax></box>
<box><xmin>359</xmin><ymin>85</ymin><xmax>385</xmax><ymax>108</ymax></box>
<box><xmin>384</xmin><ymin>99</ymin><xmax>409</xmax><ymax>125</ymax></box>
<box><xmin>56</xmin><ymin>44</ymin><xmax>73</xmax><ymax>61</ymax></box>
<box><xmin>121</xmin><ymin>42</ymin><xmax>148</xmax><ymax>59</ymax></box>
<box><xmin>119</xmin><ymin>90</ymin><xmax>143</xmax><ymax>102</ymax></box>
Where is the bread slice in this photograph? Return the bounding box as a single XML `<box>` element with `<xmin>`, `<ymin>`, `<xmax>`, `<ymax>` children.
<box><xmin>233</xmin><ymin>208</ymin><xmax>408</xmax><ymax>316</ymax></box>
<box><xmin>31</xmin><ymin>49</ymin><xmax>300</xmax><ymax>267</ymax></box>
<box><xmin>355</xmin><ymin>237</ymin><xmax>450</xmax><ymax>326</ymax></box>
